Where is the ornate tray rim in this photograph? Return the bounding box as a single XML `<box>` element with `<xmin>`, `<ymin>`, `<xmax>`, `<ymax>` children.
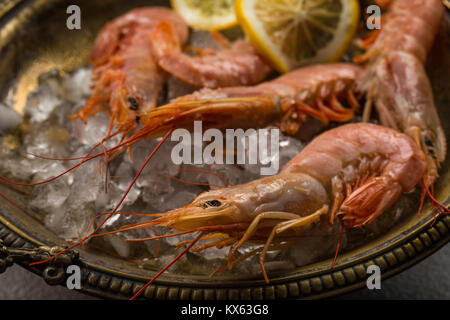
<box><xmin>1</xmin><ymin>205</ymin><xmax>449</xmax><ymax>300</ymax></box>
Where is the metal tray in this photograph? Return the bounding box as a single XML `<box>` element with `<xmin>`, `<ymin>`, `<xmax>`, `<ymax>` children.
<box><xmin>0</xmin><ymin>0</ymin><xmax>449</xmax><ymax>299</ymax></box>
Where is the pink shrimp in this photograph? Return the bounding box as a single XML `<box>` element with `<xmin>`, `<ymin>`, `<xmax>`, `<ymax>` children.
<box><xmin>82</xmin><ymin>123</ymin><xmax>426</xmax><ymax>299</ymax></box>
<box><xmin>69</xmin><ymin>7</ymin><xmax>189</xmax><ymax>140</ymax></box>
<box><xmin>130</xmin><ymin>63</ymin><xmax>363</xmax><ymax>141</ymax></box>
<box><xmin>355</xmin><ymin>0</ymin><xmax>447</xmax><ymax>192</ymax></box>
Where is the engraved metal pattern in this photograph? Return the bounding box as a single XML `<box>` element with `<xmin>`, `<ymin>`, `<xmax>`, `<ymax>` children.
<box><xmin>0</xmin><ymin>224</ymin><xmax>79</xmax><ymax>285</ymax></box>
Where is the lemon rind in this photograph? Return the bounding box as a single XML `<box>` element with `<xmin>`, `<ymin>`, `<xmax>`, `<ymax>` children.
<box><xmin>236</xmin><ymin>0</ymin><xmax>360</xmax><ymax>73</ymax></box>
<box><xmin>171</xmin><ymin>0</ymin><xmax>239</xmax><ymax>31</ymax></box>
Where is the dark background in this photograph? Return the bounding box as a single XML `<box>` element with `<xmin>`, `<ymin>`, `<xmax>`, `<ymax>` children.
<box><xmin>1</xmin><ymin>243</ymin><xmax>449</xmax><ymax>300</ymax></box>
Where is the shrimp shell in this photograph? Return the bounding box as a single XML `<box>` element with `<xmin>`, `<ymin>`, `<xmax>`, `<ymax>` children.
<box><xmin>128</xmin><ymin>123</ymin><xmax>426</xmax><ymax>283</ymax></box>
<box><xmin>137</xmin><ymin>63</ymin><xmax>363</xmax><ymax>140</ymax></box>
<box><xmin>357</xmin><ymin>0</ymin><xmax>446</xmax><ymax>188</ymax></box>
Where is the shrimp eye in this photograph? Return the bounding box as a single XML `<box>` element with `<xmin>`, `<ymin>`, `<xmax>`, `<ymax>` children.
<box><xmin>425</xmin><ymin>137</ymin><xmax>433</xmax><ymax>147</ymax></box>
<box><xmin>205</xmin><ymin>200</ymin><xmax>221</xmax><ymax>207</ymax></box>
<box><xmin>424</xmin><ymin>136</ymin><xmax>436</xmax><ymax>155</ymax></box>
<box><xmin>128</xmin><ymin>97</ymin><xmax>139</xmax><ymax>111</ymax></box>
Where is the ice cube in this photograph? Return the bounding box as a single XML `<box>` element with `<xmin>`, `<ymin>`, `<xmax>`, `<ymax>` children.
<box><xmin>130</xmin><ymin>139</ymin><xmax>180</xmax><ymax>178</ymax></box>
<box><xmin>29</xmin><ymin>179</ymin><xmax>71</xmax><ymax>214</ymax></box>
<box><xmin>24</xmin><ymin>125</ymin><xmax>70</xmax><ymax>158</ymax></box>
<box><xmin>96</xmin><ymin>181</ymin><xmax>141</xmax><ymax>212</ymax></box>
<box><xmin>97</xmin><ymin>181</ymin><xmax>141</xmax><ymax>213</ymax></box>
<box><xmin>239</xmin><ymin>129</ymin><xmax>305</xmax><ymax>177</ymax></box>
<box><xmin>195</xmin><ymin>246</ymin><xmax>229</xmax><ymax>261</ymax></box>
<box><xmin>204</xmin><ymin>163</ymin><xmax>245</xmax><ymax>189</ymax></box>
<box><xmin>29</xmin><ymin>162</ymin><xmax>71</xmax><ymax>212</ymax></box>
<box><xmin>67</xmin><ymin>160</ymin><xmax>103</xmax><ymax>204</ymax></box>
<box><xmin>44</xmin><ymin>201</ymin><xmax>97</xmax><ymax>240</ymax></box>
<box><xmin>70</xmin><ymin>112</ymin><xmax>119</xmax><ymax>149</ymax></box>
<box><xmin>49</xmin><ymin>100</ymin><xmax>76</xmax><ymax>127</ymax></box>
<box><xmin>106</xmin><ymin>234</ymin><xmax>131</xmax><ymax>258</ymax></box>
<box><xmin>63</xmin><ymin>68</ymin><xmax>93</xmax><ymax>103</ymax></box>
<box><xmin>43</xmin><ymin>161</ymin><xmax>104</xmax><ymax>240</ymax></box>
<box><xmin>25</xmin><ymin>71</ymin><xmax>65</xmax><ymax>123</ymax></box>
<box><xmin>178</xmin><ymin>164</ymin><xmax>212</xmax><ymax>188</ymax></box>
<box><xmin>0</xmin><ymin>139</ymin><xmax>68</xmax><ymax>181</ymax></box>
<box><xmin>102</xmin><ymin>160</ymin><xmax>141</xmax><ymax>211</ymax></box>
<box><xmin>288</xmin><ymin>225</ymin><xmax>346</xmax><ymax>267</ymax></box>
<box><xmin>128</xmin><ymin>139</ymin><xmax>182</xmax><ymax>209</ymax></box>
<box><xmin>278</xmin><ymin>134</ymin><xmax>305</xmax><ymax>168</ymax></box>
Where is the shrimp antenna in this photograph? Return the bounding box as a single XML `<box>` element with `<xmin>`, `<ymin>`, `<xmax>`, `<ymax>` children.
<box><xmin>81</xmin><ymin>211</ymin><xmax>157</xmax><ymax>242</ymax></box>
<box><xmin>0</xmin><ymin>126</ymin><xmax>153</xmax><ymax>188</ymax></box>
<box><xmin>125</xmin><ymin>230</ymin><xmax>198</xmax><ymax>242</ymax></box>
<box><xmin>130</xmin><ymin>232</ymin><xmax>204</xmax><ymax>300</ymax></box>
<box><xmin>0</xmin><ymin>191</ymin><xmax>43</xmax><ymax>225</ymax></box>
<box><xmin>164</xmin><ymin>175</ymin><xmax>225</xmax><ymax>189</ymax></box>
<box><xmin>330</xmin><ymin>224</ymin><xmax>345</xmax><ymax>269</ymax></box>
<box><xmin>176</xmin><ymin>168</ymin><xmax>233</xmax><ymax>187</ymax></box>
<box><xmin>22</xmin><ymin>128</ymin><xmax>123</xmax><ymax>194</ymax></box>
<box><xmin>424</xmin><ymin>183</ymin><xmax>449</xmax><ymax>215</ymax></box>
<box><xmin>0</xmin><ymin>180</ymin><xmax>29</xmax><ymax>196</ymax></box>
<box><xmin>22</xmin><ymin>129</ymin><xmax>123</xmax><ymax>162</ymax></box>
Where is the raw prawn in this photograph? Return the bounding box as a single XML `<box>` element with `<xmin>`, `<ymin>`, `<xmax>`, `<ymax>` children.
<box><xmin>355</xmin><ymin>0</ymin><xmax>447</xmax><ymax>190</ymax></box>
<box><xmin>70</xmin><ymin>7</ymin><xmax>189</xmax><ymax>140</ymax></box>
<box><xmin>133</xmin><ymin>63</ymin><xmax>363</xmax><ymax>140</ymax></box>
<box><xmin>90</xmin><ymin>123</ymin><xmax>427</xmax><ymax>299</ymax></box>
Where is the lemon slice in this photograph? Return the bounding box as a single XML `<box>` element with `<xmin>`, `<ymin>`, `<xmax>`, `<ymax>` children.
<box><xmin>171</xmin><ymin>0</ymin><xmax>238</xmax><ymax>30</ymax></box>
<box><xmin>236</xmin><ymin>0</ymin><xmax>360</xmax><ymax>73</ymax></box>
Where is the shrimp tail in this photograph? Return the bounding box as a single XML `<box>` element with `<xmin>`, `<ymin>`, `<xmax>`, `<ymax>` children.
<box><xmin>151</xmin><ymin>22</ymin><xmax>273</xmax><ymax>88</ymax></box>
<box><xmin>150</xmin><ymin>20</ymin><xmax>182</xmax><ymax>62</ymax></box>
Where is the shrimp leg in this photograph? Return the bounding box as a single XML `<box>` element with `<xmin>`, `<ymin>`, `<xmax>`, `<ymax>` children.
<box><xmin>228</xmin><ymin>211</ymin><xmax>301</xmax><ymax>264</ymax></box>
<box><xmin>259</xmin><ymin>205</ymin><xmax>329</xmax><ymax>282</ymax></box>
